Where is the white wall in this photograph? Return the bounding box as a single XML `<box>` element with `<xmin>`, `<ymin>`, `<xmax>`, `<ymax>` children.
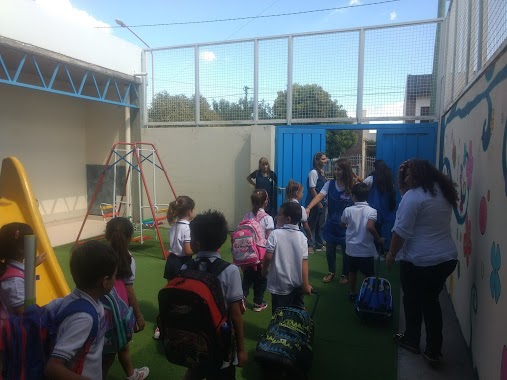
<box><xmin>441</xmin><ymin>46</ymin><xmax>507</xmax><ymax>379</ymax></box>
<box><xmin>142</xmin><ymin>126</ymin><xmax>276</xmax><ymax>228</ymax></box>
<box><xmin>0</xmin><ymin>84</ymin><xmax>125</xmax><ymax>223</ymax></box>
<box><xmin>0</xmin><ymin>0</ymin><xmax>142</xmax><ymax>75</ymax></box>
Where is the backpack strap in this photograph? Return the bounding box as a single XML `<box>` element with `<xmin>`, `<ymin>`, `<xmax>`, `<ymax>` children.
<box><xmin>189</xmin><ymin>257</ymin><xmax>230</xmax><ymax>277</ymax></box>
<box><xmin>55</xmin><ymin>298</ymin><xmax>99</xmax><ymax>375</ymax></box>
<box><xmin>0</xmin><ymin>265</ymin><xmax>24</xmax><ymax>281</ymax></box>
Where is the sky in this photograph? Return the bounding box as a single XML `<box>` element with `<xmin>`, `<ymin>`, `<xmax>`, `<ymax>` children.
<box><xmin>57</xmin><ymin>0</ymin><xmax>442</xmax><ymax>49</ymax></box>
<box><xmin>33</xmin><ymin>0</ymin><xmax>444</xmax><ymax>121</ymax></box>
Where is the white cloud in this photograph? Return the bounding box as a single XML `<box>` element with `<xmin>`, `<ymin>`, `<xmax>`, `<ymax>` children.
<box><xmin>349</xmin><ymin>0</ymin><xmax>361</xmax><ymax>5</ymax></box>
<box><xmin>200</xmin><ymin>51</ymin><xmax>216</xmax><ymax>62</ymax></box>
<box><xmin>390</xmin><ymin>11</ymin><xmax>397</xmax><ymax>20</ymax></box>
<box><xmin>35</xmin><ymin>0</ymin><xmax>111</xmax><ymax>32</ymax></box>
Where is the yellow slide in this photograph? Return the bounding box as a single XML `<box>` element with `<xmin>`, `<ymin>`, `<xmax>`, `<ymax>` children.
<box><xmin>0</xmin><ymin>157</ymin><xmax>70</xmax><ymax>305</ymax></box>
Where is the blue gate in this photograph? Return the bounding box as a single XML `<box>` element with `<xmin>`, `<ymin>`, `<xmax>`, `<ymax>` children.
<box><xmin>275</xmin><ymin>123</ymin><xmax>438</xmax><ymax>209</ymax></box>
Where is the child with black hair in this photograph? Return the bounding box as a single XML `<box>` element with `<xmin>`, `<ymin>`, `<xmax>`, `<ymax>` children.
<box><xmin>45</xmin><ymin>240</ymin><xmax>118</xmax><ymax>380</ymax></box>
<box><xmin>183</xmin><ymin>210</ymin><xmax>247</xmax><ymax>380</ymax></box>
<box><xmin>262</xmin><ymin>202</ymin><xmax>313</xmax><ymax>314</ymax></box>
<box><xmin>340</xmin><ymin>183</ymin><xmax>384</xmax><ymax>301</ymax></box>
<box><xmin>241</xmin><ymin>189</ymin><xmax>274</xmax><ymax>313</ymax></box>
<box><xmin>102</xmin><ymin>217</ymin><xmax>149</xmax><ymax>380</ymax></box>
<box><xmin>0</xmin><ymin>222</ymin><xmax>47</xmax><ymax>317</ymax></box>
<box><xmin>285</xmin><ymin>180</ymin><xmax>313</xmax><ymax>252</ymax></box>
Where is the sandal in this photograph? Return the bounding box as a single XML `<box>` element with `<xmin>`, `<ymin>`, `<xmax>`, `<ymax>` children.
<box><xmin>338</xmin><ymin>276</ymin><xmax>349</xmax><ymax>285</ymax></box>
<box><xmin>322</xmin><ymin>273</ymin><xmax>335</xmax><ymax>283</ymax></box>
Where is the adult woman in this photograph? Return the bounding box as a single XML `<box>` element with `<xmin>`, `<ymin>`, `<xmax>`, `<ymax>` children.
<box><xmin>386</xmin><ymin>159</ymin><xmax>458</xmax><ymax>364</ymax></box>
<box><xmin>306</xmin><ymin>158</ymin><xmax>354</xmax><ymax>284</ymax></box>
<box><xmin>305</xmin><ymin>152</ymin><xmax>328</xmax><ymax>251</ymax></box>
<box><xmin>363</xmin><ymin>160</ymin><xmax>397</xmax><ymax>254</ymax></box>
<box><xmin>247</xmin><ymin>157</ymin><xmax>277</xmax><ymax>216</ymax></box>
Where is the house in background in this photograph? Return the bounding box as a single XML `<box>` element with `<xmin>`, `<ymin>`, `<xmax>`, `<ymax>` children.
<box><xmin>404</xmin><ymin>73</ymin><xmax>433</xmax><ymax>123</ymax></box>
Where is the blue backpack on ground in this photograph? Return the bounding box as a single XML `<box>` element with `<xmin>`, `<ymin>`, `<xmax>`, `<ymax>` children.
<box><xmin>1</xmin><ymin>298</ymin><xmax>99</xmax><ymax>380</ymax></box>
<box><xmin>355</xmin><ymin>276</ymin><xmax>393</xmax><ymax>321</ymax></box>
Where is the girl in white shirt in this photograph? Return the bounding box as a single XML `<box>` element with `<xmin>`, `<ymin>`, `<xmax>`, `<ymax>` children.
<box><xmin>163</xmin><ymin>196</ymin><xmax>196</xmax><ymax>281</ymax></box>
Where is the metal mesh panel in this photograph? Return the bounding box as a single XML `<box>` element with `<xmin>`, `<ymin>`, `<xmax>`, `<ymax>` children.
<box><xmin>291</xmin><ymin>31</ymin><xmax>358</xmax><ymax>121</ymax></box>
<box><xmin>469</xmin><ymin>0</ymin><xmax>481</xmax><ymax>82</ymax></box>
<box><xmin>444</xmin><ymin>5</ymin><xmax>456</xmax><ymax>108</ymax></box>
<box><xmin>484</xmin><ymin>0</ymin><xmax>507</xmax><ymax>61</ymax></box>
<box><xmin>364</xmin><ymin>23</ymin><xmax>438</xmax><ymax>120</ymax></box>
<box><xmin>258</xmin><ymin>38</ymin><xmax>288</xmax><ymax>120</ymax></box>
<box><xmin>453</xmin><ymin>0</ymin><xmax>469</xmax><ymax>101</ymax></box>
<box><xmin>147</xmin><ymin>47</ymin><xmax>195</xmax><ymax>123</ymax></box>
<box><xmin>199</xmin><ymin>42</ymin><xmax>254</xmax><ymax>122</ymax></box>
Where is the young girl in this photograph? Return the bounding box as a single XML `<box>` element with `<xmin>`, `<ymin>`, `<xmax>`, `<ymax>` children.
<box><xmin>306</xmin><ymin>159</ymin><xmax>354</xmax><ymax>285</ymax></box>
<box><xmin>285</xmin><ymin>180</ymin><xmax>313</xmax><ymax>251</ymax></box>
<box><xmin>163</xmin><ymin>195</ymin><xmax>195</xmax><ymax>282</ymax></box>
<box><xmin>241</xmin><ymin>189</ymin><xmax>274</xmax><ymax>312</ymax></box>
<box><xmin>0</xmin><ymin>222</ymin><xmax>46</xmax><ymax>317</ymax></box>
<box><xmin>102</xmin><ymin>217</ymin><xmax>149</xmax><ymax>380</ymax></box>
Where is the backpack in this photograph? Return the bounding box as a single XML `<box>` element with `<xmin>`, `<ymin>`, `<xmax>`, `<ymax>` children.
<box><xmin>0</xmin><ymin>298</ymin><xmax>98</xmax><ymax>380</ymax></box>
<box><xmin>157</xmin><ymin>258</ymin><xmax>233</xmax><ymax>371</ymax></box>
<box><xmin>231</xmin><ymin>211</ymin><xmax>268</xmax><ymax>267</ymax></box>
<box><xmin>101</xmin><ymin>279</ymin><xmax>136</xmax><ymax>352</ymax></box>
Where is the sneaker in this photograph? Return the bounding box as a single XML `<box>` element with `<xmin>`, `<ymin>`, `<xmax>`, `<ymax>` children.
<box><xmin>393</xmin><ymin>333</ymin><xmax>420</xmax><ymax>354</ymax></box>
<box><xmin>253</xmin><ymin>302</ymin><xmax>268</xmax><ymax>312</ymax></box>
<box><xmin>126</xmin><ymin>367</ymin><xmax>150</xmax><ymax>380</ymax></box>
<box><xmin>153</xmin><ymin>327</ymin><xmax>160</xmax><ymax>340</ymax></box>
<box><xmin>423</xmin><ymin>350</ymin><xmax>442</xmax><ymax>364</ymax></box>
<box><xmin>240</xmin><ymin>298</ymin><xmax>246</xmax><ymax>314</ymax></box>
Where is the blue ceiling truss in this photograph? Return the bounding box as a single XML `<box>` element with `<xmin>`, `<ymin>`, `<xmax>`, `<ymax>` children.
<box><xmin>0</xmin><ymin>45</ymin><xmax>140</xmax><ymax>108</ymax></box>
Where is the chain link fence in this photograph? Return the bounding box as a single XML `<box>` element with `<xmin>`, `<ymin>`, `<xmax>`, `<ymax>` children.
<box><xmin>143</xmin><ymin>19</ymin><xmax>442</xmax><ymax>127</ymax></box>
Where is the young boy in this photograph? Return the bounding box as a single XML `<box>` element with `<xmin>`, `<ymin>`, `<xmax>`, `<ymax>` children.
<box><xmin>44</xmin><ymin>241</ymin><xmax>118</xmax><ymax>380</ymax></box>
<box><xmin>262</xmin><ymin>202</ymin><xmax>313</xmax><ymax>314</ymax></box>
<box><xmin>183</xmin><ymin>210</ymin><xmax>247</xmax><ymax>380</ymax></box>
<box><xmin>340</xmin><ymin>182</ymin><xmax>384</xmax><ymax>301</ymax></box>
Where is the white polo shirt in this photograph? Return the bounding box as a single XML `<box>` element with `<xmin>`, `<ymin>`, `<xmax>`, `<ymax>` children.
<box><xmin>266</xmin><ymin>224</ymin><xmax>308</xmax><ymax>295</ymax></box>
<box><xmin>341</xmin><ymin>202</ymin><xmax>377</xmax><ymax>257</ymax></box>
<box><xmin>289</xmin><ymin>198</ymin><xmax>308</xmax><ymax>223</ymax></box>
<box><xmin>243</xmin><ymin>209</ymin><xmax>275</xmax><ymax>239</ymax></box>
<box><xmin>169</xmin><ymin>220</ymin><xmax>191</xmax><ymax>257</ymax></box>
<box><xmin>393</xmin><ymin>186</ymin><xmax>458</xmax><ymax>266</ymax></box>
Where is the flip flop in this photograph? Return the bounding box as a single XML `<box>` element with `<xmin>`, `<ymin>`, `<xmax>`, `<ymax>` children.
<box><xmin>338</xmin><ymin>276</ymin><xmax>349</xmax><ymax>285</ymax></box>
<box><xmin>322</xmin><ymin>273</ymin><xmax>335</xmax><ymax>283</ymax></box>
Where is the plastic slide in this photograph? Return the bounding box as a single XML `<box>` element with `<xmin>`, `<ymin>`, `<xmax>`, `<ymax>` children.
<box><xmin>0</xmin><ymin>157</ymin><xmax>70</xmax><ymax>305</ymax></box>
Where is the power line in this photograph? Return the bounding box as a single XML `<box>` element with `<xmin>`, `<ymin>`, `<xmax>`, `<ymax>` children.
<box><xmin>96</xmin><ymin>0</ymin><xmax>400</xmax><ymax>29</ymax></box>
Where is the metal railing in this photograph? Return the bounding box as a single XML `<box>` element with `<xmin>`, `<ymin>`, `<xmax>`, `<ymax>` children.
<box><xmin>142</xmin><ymin>19</ymin><xmax>442</xmax><ymax>127</ymax></box>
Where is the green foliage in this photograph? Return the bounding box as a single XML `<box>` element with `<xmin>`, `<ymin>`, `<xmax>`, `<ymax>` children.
<box><xmin>326</xmin><ymin>130</ymin><xmax>358</xmax><ymax>158</ymax></box>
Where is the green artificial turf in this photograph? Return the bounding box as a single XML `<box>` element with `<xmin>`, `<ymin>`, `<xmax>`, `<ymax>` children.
<box><xmin>54</xmin><ymin>229</ymin><xmax>400</xmax><ymax>380</ymax></box>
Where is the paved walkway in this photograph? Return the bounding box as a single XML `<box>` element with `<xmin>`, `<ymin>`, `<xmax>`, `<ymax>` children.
<box><xmin>397</xmin><ymin>289</ymin><xmax>477</xmax><ymax>380</ymax></box>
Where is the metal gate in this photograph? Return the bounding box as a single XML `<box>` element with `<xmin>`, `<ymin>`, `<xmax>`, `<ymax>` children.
<box><xmin>275</xmin><ymin>123</ymin><xmax>438</xmax><ymax>209</ymax></box>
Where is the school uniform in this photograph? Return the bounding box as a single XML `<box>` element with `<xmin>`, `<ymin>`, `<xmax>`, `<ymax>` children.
<box><xmin>341</xmin><ymin>202</ymin><xmax>377</xmax><ymax>276</ymax></box>
<box><xmin>164</xmin><ymin>220</ymin><xmax>192</xmax><ymax>280</ymax></box>
<box><xmin>182</xmin><ymin>251</ymin><xmax>243</xmax><ymax>379</ymax></box>
<box><xmin>50</xmin><ymin>288</ymin><xmax>106</xmax><ymax>378</ymax></box>
<box><xmin>265</xmin><ymin>224</ymin><xmax>308</xmax><ymax>313</ymax></box>
<box><xmin>306</xmin><ymin>168</ymin><xmax>327</xmax><ymax>248</ymax></box>
<box><xmin>249</xmin><ymin>170</ymin><xmax>277</xmax><ymax>216</ymax></box>
<box><xmin>0</xmin><ymin>260</ymin><xmax>25</xmax><ymax>317</ymax></box>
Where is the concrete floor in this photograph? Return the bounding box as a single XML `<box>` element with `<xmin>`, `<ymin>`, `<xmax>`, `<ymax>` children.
<box><xmin>45</xmin><ymin>218</ymin><xmax>478</xmax><ymax>380</ymax></box>
<box><xmin>397</xmin><ymin>289</ymin><xmax>477</xmax><ymax>380</ymax></box>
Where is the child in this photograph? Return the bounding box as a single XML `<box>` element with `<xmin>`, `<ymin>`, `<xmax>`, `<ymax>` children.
<box><xmin>285</xmin><ymin>180</ymin><xmax>313</xmax><ymax>252</ymax></box>
<box><xmin>102</xmin><ymin>218</ymin><xmax>149</xmax><ymax>380</ymax></box>
<box><xmin>163</xmin><ymin>196</ymin><xmax>196</xmax><ymax>281</ymax></box>
<box><xmin>241</xmin><ymin>189</ymin><xmax>274</xmax><ymax>313</ymax></box>
<box><xmin>183</xmin><ymin>210</ymin><xmax>247</xmax><ymax>380</ymax></box>
<box><xmin>44</xmin><ymin>241</ymin><xmax>118</xmax><ymax>380</ymax></box>
<box><xmin>340</xmin><ymin>183</ymin><xmax>384</xmax><ymax>301</ymax></box>
<box><xmin>0</xmin><ymin>222</ymin><xmax>47</xmax><ymax>317</ymax></box>
<box><xmin>262</xmin><ymin>202</ymin><xmax>313</xmax><ymax>314</ymax></box>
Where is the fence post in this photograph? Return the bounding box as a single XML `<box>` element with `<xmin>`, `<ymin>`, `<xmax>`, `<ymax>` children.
<box><xmin>253</xmin><ymin>39</ymin><xmax>259</xmax><ymax>123</ymax></box>
<box><xmin>356</xmin><ymin>29</ymin><xmax>365</xmax><ymax>124</ymax></box>
<box><xmin>194</xmin><ymin>45</ymin><xmax>200</xmax><ymax>126</ymax></box>
<box><xmin>287</xmin><ymin>36</ymin><xmax>293</xmax><ymax>125</ymax></box>
<box><xmin>451</xmin><ymin>0</ymin><xmax>459</xmax><ymax>103</ymax></box>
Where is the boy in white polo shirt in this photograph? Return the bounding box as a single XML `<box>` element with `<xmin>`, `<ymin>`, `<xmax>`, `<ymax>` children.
<box><xmin>341</xmin><ymin>183</ymin><xmax>384</xmax><ymax>301</ymax></box>
<box><xmin>262</xmin><ymin>202</ymin><xmax>313</xmax><ymax>314</ymax></box>
<box><xmin>45</xmin><ymin>241</ymin><xmax>118</xmax><ymax>380</ymax></box>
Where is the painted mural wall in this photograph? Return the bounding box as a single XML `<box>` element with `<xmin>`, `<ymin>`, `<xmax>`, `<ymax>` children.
<box><xmin>440</xmin><ymin>45</ymin><xmax>507</xmax><ymax>380</ymax></box>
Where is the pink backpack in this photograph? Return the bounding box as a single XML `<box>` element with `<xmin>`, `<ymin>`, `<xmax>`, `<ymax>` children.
<box><xmin>231</xmin><ymin>211</ymin><xmax>268</xmax><ymax>267</ymax></box>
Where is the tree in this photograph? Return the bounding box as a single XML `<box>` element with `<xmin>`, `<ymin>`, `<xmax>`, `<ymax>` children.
<box><xmin>272</xmin><ymin>83</ymin><xmax>356</xmax><ymax>156</ymax></box>
<box><xmin>148</xmin><ymin>91</ymin><xmax>220</xmax><ymax>123</ymax></box>
<box><xmin>212</xmin><ymin>98</ymin><xmax>273</xmax><ymax>121</ymax></box>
